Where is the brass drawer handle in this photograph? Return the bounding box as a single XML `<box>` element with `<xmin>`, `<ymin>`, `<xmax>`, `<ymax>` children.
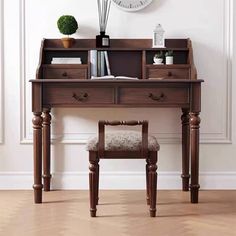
<box><xmin>72</xmin><ymin>92</ymin><xmax>88</xmax><ymax>102</ymax></box>
<box><xmin>148</xmin><ymin>92</ymin><xmax>165</xmax><ymax>102</ymax></box>
<box><xmin>62</xmin><ymin>72</ymin><xmax>68</xmax><ymax>77</ymax></box>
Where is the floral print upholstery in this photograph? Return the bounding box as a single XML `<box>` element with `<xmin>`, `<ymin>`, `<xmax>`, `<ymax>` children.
<box><xmin>86</xmin><ymin>131</ymin><xmax>159</xmax><ymax>151</ymax></box>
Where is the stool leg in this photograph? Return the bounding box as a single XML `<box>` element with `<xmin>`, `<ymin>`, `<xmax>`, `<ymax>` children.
<box><xmin>89</xmin><ymin>152</ymin><xmax>98</xmax><ymax>217</ymax></box>
<box><xmin>146</xmin><ymin>159</ymin><xmax>150</xmax><ymax>205</ymax></box>
<box><xmin>96</xmin><ymin>159</ymin><xmax>100</xmax><ymax>205</ymax></box>
<box><xmin>148</xmin><ymin>152</ymin><xmax>157</xmax><ymax>217</ymax></box>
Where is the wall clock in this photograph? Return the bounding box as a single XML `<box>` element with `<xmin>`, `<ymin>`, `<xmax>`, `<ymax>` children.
<box><xmin>112</xmin><ymin>0</ymin><xmax>153</xmax><ymax>12</ymax></box>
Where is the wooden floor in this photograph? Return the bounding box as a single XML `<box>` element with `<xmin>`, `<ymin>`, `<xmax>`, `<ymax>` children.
<box><xmin>0</xmin><ymin>190</ymin><xmax>236</xmax><ymax>236</ymax></box>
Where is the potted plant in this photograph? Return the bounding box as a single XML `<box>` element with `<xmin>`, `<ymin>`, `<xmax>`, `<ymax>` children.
<box><xmin>153</xmin><ymin>52</ymin><xmax>163</xmax><ymax>64</ymax></box>
<box><xmin>165</xmin><ymin>50</ymin><xmax>174</xmax><ymax>65</ymax></box>
<box><xmin>57</xmin><ymin>15</ymin><xmax>78</xmax><ymax>48</ymax></box>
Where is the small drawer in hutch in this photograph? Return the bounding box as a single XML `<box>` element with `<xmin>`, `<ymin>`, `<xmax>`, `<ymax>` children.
<box><xmin>147</xmin><ymin>67</ymin><xmax>190</xmax><ymax>80</ymax></box>
<box><xmin>43</xmin><ymin>65</ymin><xmax>88</xmax><ymax>80</ymax></box>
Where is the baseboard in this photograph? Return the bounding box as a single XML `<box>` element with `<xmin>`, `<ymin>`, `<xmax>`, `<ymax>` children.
<box><xmin>0</xmin><ymin>171</ymin><xmax>235</xmax><ymax>190</ymax></box>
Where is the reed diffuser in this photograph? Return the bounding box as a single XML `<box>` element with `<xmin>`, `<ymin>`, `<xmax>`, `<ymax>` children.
<box><xmin>96</xmin><ymin>0</ymin><xmax>111</xmax><ymax>48</ymax></box>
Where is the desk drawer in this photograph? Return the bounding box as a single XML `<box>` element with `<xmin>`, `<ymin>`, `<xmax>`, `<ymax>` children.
<box><xmin>119</xmin><ymin>87</ymin><xmax>189</xmax><ymax>105</ymax></box>
<box><xmin>147</xmin><ymin>68</ymin><xmax>190</xmax><ymax>80</ymax></box>
<box><xmin>43</xmin><ymin>68</ymin><xmax>87</xmax><ymax>79</ymax></box>
<box><xmin>43</xmin><ymin>86</ymin><xmax>114</xmax><ymax>105</ymax></box>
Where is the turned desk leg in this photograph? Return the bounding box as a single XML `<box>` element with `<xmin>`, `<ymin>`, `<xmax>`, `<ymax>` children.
<box><xmin>42</xmin><ymin>109</ymin><xmax>52</xmax><ymax>191</ymax></box>
<box><xmin>32</xmin><ymin>112</ymin><xmax>43</xmax><ymax>203</ymax></box>
<box><xmin>181</xmin><ymin>109</ymin><xmax>190</xmax><ymax>191</ymax></box>
<box><xmin>190</xmin><ymin>112</ymin><xmax>201</xmax><ymax>203</ymax></box>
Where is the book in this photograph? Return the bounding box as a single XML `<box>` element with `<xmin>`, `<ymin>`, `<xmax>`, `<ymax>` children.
<box><xmin>97</xmin><ymin>51</ymin><xmax>101</xmax><ymax>76</ymax></box>
<box><xmin>100</xmin><ymin>51</ymin><xmax>105</xmax><ymax>76</ymax></box>
<box><xmin>91</xmin><ymin>75</ymin><xmax>139</xmax><ymax>80</ymax></box>
<box><xmin>104</xmin><ymin>51</ymin><xmax>111</xmax><ymax>75</ymax></box>
<box><xmin>51</xmin><ymin>57</ymin><xmax>82</xmax><ymax>64</ymax></box>
<box><xmin>90</xmin><ymin>50</ymin><xmax>97</xmax><ymax>77</ymax></box>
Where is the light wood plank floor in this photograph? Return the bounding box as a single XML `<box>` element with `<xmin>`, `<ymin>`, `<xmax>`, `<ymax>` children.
<box><xmin>0</xmin><ymin>190</ymin><xmax>236</xmax><ymax>236</ymax></box>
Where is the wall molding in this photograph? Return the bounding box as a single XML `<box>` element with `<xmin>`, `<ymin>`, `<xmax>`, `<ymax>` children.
<box><xmin>0</xmin><ymin>171</ymin><xmax>235</xmax><ymax>190</ymax></box>
<box><xmin>0</xmin><ymin>0</ymin><xmax>4</xmax><ymax>144</ymax></box>
<box><xmin>19</xmin><ymin>0</ymin><xmax>233</xmax><ymax>145</ymax></box>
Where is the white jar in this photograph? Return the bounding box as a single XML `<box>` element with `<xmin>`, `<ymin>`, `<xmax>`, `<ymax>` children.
<box><xmin>165</xmin><ymin>56</ymin><xmax>173</xmax><ymax>65</ymax></box>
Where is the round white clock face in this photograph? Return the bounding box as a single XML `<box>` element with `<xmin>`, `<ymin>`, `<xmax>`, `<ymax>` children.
<box><xmin>112</xmin><ymin>0</ymin><xmax>153</xmax><ymax>12</ymax></box>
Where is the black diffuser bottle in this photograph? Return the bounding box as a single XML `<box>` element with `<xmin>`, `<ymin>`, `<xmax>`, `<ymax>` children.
<box><xmin>96</xmin><ymin>0</ymin><xmax>111</xmax><ymax>48</ymax></box>
<box><xmin>96</xmin><ymin>31</ymin><xmax>110</xmax><ymax>48</ymax></box>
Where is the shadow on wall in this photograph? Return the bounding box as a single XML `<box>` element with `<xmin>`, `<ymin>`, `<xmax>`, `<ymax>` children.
<box><xmin>74</xmin><ymin>24</ymin><xmax>97</xmax><ymax>38</ymax></box>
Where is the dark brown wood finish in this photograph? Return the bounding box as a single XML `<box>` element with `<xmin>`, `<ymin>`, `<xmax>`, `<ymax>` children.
<box><xmin>147</xmin><ymin>67</ymin><xmax>190</xmax><ymax>80</ymax></box>
<box><xmin>32</xmin><ymin>112</ymin><xmax>43</xmax><ymax>203</ymax></box>
<box><xmin>181</xmin><ymin>108</ymin><xmax>190</xmax><ymax>191</ymax></box>
<box><xmin>43</xmin><ymin>67</ymin><xmax>87</xmax><ymax>80</ymax></box>
<box><xmin>148</xmin><ymin>151</ymin><xmax>158</xmax><ymax>217</ymax></box>
<box><xmin>190</xmin><ymin>83</ymin><xmax>201</xmax><ymax>203</ymax></box>
<box><xmin>42</xmin><ymin>108</ymin><xmax>51</xmax><ymax>191</ymax></box>
<box><xmin>30</xmin><ymin>38</ymin><xmax>203</xmax><ymax>204</ymax></box>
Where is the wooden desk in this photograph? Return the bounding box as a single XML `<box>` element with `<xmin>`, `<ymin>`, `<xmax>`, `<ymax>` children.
<box><xmin>30</xmin><ymin>38</ymin><xmax>203</xmax><ymax>204</ymax></box>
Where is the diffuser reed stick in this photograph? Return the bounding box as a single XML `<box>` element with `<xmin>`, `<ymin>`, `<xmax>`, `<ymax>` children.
<box><xmin>97</xmin><ymin>0</ymin><xmax>111</xmax><ymax>32</ymax></box>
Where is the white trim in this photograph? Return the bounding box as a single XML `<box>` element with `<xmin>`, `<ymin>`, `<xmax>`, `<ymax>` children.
<box><xmin>0</xmin><ymin>0</ymin><xmax>4</xmax><ymax>144</ymax></box>
<box><xmin>0</xmin><ymin>171</ymin><xmax>235</xmax><ymax>190</ymax></box>
<box><xmin>20</xmin><ymin>0</ymin><xmax>26</xmax><ymax>145</ymax></box>
<box><xmin>19</xmin><ymin>0</ymin><xmax>233</xmax><ymax>145</ymax></box>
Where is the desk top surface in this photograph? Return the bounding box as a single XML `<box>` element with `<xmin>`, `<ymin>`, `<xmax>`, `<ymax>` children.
<box><xmin>30</xmin><ymin>79</ymin><xmax>204</xmax><ymax>83</ymax></box>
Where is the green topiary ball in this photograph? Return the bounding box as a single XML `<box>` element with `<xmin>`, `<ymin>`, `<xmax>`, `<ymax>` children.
<box><xmin>57</xmin><ymin>15</ymin><xmax>78</xmax><ymax>36</ymax></box>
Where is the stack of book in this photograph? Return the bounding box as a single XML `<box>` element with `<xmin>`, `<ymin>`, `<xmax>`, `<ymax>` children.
<box><xmin>51</xmin><ymin>57</ymin><xmax>82</xmax><ymax>64</ymax></box>
<box><xmin>90</xmin><ymin>50</ymin><xmax>111</xmax><ymax>77</ymax></box>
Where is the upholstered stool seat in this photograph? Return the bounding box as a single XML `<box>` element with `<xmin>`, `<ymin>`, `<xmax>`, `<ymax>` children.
<box><xmin>87</xmin><ymin>120</ymin><xmax>159</xmax><ymax>217</ymax></box>
<box><xmin>87</xmin><ymin>131</ymin><xmax>160</xmax><ymax>152</ymax></box>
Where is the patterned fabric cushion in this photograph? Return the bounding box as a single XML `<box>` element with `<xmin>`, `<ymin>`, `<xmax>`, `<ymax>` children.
<box><xmin>86</xmin><ymin>131</ymin><xmax>159</xmax><ymax>151</ymax></box>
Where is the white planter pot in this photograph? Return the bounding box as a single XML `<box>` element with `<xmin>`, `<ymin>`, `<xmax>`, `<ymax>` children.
<box><xmin>153</xmin><ymin>57</ymin><xmax>163</xmax><ymax>64</ymax></box>
<box><xmin>165</xmin><ymin>56</ymin><xmax>173</xmax><ymax>65</ymax></box>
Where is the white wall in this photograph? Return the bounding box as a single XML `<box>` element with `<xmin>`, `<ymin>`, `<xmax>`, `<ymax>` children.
<box><xmin>0</xmin><ymin>0</ymin><xmax>236</xmax><ymax>189</ymax></box>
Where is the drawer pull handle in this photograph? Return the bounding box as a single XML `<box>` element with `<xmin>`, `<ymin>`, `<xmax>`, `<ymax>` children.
<box><xmin>168</xmin><ymin>71</ymin><xmax>172</xmax><ymax>77</ymax></box>
<box><xmin>72</xmin><ymin>93</ymin><xmax>88</xmax><ymax>102</ymax></box>
<box><xmin>149</xmin><ymin>93</ymin><xmax>165</xmax><ymax>102</ymax></box>
<box><xmin>62</xmin><ymin>72</ymin><xmax>68</xmax><ymax>77</ymax></box>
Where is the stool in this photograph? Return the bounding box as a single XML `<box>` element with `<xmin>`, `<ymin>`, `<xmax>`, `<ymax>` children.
<box><xmin>86</xmin><ymin>120</ymin><xmax>160</xmax><ymax>217</ymax></box>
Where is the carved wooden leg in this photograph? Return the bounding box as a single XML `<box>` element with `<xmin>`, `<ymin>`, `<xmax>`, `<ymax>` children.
<box><xmin>96</xmin><ymin>157</ymin><xmax>100</xmax><ymax>205</ymax></box>
<box><xmin>32</xmin><ymin>112</ymin><xmax>43</xmax><ymax>203</ymax></box>
<box><xmin>42</xmin><ymin>108</ymin><xmax>51</xmax><ymax>191</ymax></box>
<box><xmin>146</xmin><ymin>158</ymin><xmax>150</xmax><ymax>205</ymax></box>
<box><xmin>148</xmin><ymin>151</ymin><xmax>157</xmax><ymax>217</ymax></box>
<box><xmin>89</xmin><ymin>152</ymin><xmax>98</xmax><ymax>217</ymax></box>
<box><xmin>181</xmin><ymin>108</ymin><xmax>190</xmax><ymax>191</ymax></box>
<box><xmin>190</xmin><ymin>112</ymin><xmax>201</xmax><ymax>203</ymax></box>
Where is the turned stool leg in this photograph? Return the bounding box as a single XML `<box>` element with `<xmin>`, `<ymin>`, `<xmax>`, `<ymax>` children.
<box><xmin>148</xmin><ymin>151</ymin><xmax>157</xmax><ymax>217</ymax></box>
<box><xmin>89</xmin><ymin>152</ymin><xmax>99</xmax><ymax>217</ymax></box>
<box><xmin>146</xmin><ymin>159</ymin><xmax>150</xmax><ymax>205</ymax></box>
